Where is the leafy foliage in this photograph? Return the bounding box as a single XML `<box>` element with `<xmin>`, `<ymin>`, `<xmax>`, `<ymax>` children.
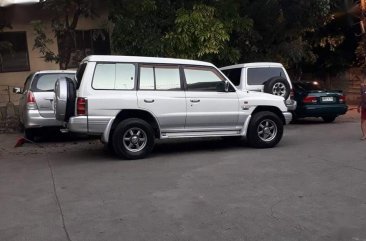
<box><xmin>163</xmin><ymin>4</ymin><xmax>229</xmax><ymax>60</ymax></box>
<box><xmin>33</xmin><ymin>0</ymin><xmax>97</xmax><ymax>69</ymax></box>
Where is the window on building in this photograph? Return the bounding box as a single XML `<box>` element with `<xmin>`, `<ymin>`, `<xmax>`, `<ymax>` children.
<box><xmin>64</xmin><ymin>29</ymin><xmax>111</xmax><ymax>68</ymax></box>
<box><xmin>0</xmin><ymin>31</ymin><xmax>30</xmax><ymax>72</ymax></box>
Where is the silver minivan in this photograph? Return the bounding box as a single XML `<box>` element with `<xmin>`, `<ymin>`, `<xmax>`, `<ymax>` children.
<box><xmin>14</xmin><ymin>70</ymin><xmax>76</xmax><ymax>140</ymax></box>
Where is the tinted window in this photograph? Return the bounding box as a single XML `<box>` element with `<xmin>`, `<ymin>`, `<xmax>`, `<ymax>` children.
<box><xmin>31</xmin><ymin>73</ymin><xmax>75</xmax><ymax>92</ymax></box>
<box><xmin>247</xmin><ymin>67</ymin><xmax>286</xmax><ymax>85</ymax></box>
<box><xmin>293</xmin><ymin>82</ymin><xmax>323</xmax><ymax>91</ymax></box>
<box><xmin>222</xmin><ymin>68</ymin><xmax>241</xmax><ymax>86</ymax></box>
<box><xmin>184</xmin><ymin>67</ymin><xmax>226</xmax><ymax>92</ymax></box>
<box><xmin>139</xmin><ymin>65</ymin><xmax>181</xmax><ymax>90</ymax></box>
<box><xmin>92</xmin><ymin>63</ymin><xmax>135</xmax><ymax>90</ymax></box>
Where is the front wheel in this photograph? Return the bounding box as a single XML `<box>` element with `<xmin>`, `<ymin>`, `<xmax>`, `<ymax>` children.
<box><xmin>112</xmin><ymin>118</ymin><xmax>155</xmax><ymax>160</ymax></box>
<box><xmin>247</xmin><ymin>111</ymin><xmax>284</xmax><ymax>148</ymax></box>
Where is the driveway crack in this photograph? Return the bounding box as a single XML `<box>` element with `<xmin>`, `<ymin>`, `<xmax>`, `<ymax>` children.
<box><xmin>47</xmin><ymin>159</ymin><xmax>72</xmax><ymax>241</ymax></box>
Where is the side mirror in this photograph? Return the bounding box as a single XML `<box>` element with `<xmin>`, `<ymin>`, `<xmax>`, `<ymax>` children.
<box><xmin>13</xmin><ymin>87</ymin><xmax>22</xmax><ymax>94</ymax></box>
<box><xmin>224</xmin><ymin>80</ymin><xmax>230</xmax><ymax>92</ymax></box>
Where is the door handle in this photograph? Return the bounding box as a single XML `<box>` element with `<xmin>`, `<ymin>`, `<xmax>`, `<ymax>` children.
<box><xmin>144</xmin><ymin>99</ymin><xmax>155</xmax><ymax>103</ymax></box>
<box><xmin>190</xmin><ymin>99</ymin><xmax>200</xmax><ymax>103</ymax></box>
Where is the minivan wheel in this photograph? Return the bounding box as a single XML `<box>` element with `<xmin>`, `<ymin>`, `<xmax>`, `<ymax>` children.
<box><xmin>247</xmin><ymin>111</ymin><xmax>283</xmax><ymax>148</ymax></box>
<box><xmin>24</xmin><ymin>128</ymin><xmax>36</xmax><ymax>141</ymax></box>
<box><xmin>112</xmin><ymin>118</ymin><xmax>155</xmax><ymax>160</ymax></box>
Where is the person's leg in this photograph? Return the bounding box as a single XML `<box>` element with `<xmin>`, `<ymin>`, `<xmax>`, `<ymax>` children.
<box><xmin>362</xmin><ymin>119</ymin><xmax>366</xmax><ymax>139</ymax></box>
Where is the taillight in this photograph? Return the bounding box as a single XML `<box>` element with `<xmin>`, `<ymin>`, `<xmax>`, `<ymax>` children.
<box><xmin>290</xmin><ymin>89</ymin><xmax>295</xmax><ymax>99</ymax></box>
<box><xmin>303</xmin><ymin>96</ymin><xmax>317</xmax><ymax>104</ymax></box>
<box><xmin>26</xmin><ymin>91</ymin><xmax>37</xmax><ymax>110</ymax></box>
<box><xmin>339</xmin><ymin>95</ymin><xmax>346</xmax><ymax>103</ymax></box>
<box><xmin>77</xmin><ymin>97</ymin><xmax>87</xmax><ymax>116</ymax></box>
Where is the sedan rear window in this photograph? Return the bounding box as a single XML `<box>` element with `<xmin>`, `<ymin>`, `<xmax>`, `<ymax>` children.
<box><xmin>293</xmin><ymin>82</ymin><xmax>323</xmax><ymax>91</ymax></box>
<box><xmin>31</xmin><ymin>73</ymin><xmax>75</xmax><ymax>92</ymax></box>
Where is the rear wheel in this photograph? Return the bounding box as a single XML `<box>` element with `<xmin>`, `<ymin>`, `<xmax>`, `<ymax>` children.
<box><xmin>247</xmin><ymin>111</ymin><xmax>283</xmax><ymax>148</ymax></box>
<box><xmin>112</xmin><ymin>118</ymin><xmax>155</xmax><ymax>160</ymax></box>
<box><xmin>322</xmin><ymin>116</ymin><xmax>337</xmax><ymax>123</ymax></box>
<box><xmin>24</xmin><ymin>128</ymin><xmax>37</xmax><ymax>141</ymax></box>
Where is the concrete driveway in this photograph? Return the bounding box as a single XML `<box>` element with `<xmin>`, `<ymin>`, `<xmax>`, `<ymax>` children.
<box><xmin>0</xmin><ymin>109</ymin><xmax>365</xmax><ymax>241</ymax></box>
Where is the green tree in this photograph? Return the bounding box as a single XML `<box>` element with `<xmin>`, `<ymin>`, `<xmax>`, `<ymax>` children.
<box><xmin>163</xmin><ymin>4</ymin><xmax>230</xmax><ymax>60</ymax></box>
<box><xmin>109</xmin><ymin>0</ymin><xmax>176</xmax><ymax>56</ymax></box>
<box><xmin>33</xmin><ymin>0</ymin><xmax>96</xmax><ymax>69</ymax></box>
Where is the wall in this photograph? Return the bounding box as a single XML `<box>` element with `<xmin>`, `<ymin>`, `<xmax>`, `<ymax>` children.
<box><xmin>0</xmin><ymin>3</ymin><xmax>108</xmax><ymax>132</ymax></box>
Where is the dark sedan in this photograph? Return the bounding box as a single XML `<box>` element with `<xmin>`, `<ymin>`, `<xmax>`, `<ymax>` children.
<box><xmin>292</xmin><ymin>81</ymin><xmax>348</xmax><ymax>123</ymax></box>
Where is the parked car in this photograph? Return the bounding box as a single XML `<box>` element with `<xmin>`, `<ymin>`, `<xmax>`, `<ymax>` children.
<box><xmin>54</xmin><ymin>55</ymin><xmax>292</xmax><ymax>160</ymax></box>
<box><xmin>291</xmin><ymin>81</ymin><xmax>348</xmax><ymax>123</ymax></box>
<box><xmin>13</xmin><ymin>70</ymin><xmax>76</xmax><ymax>140</ymax></box>
<box><xmin>220</xmin><ymin>62</ymin><xmax>296</xmax><ymax>111</ymax></box>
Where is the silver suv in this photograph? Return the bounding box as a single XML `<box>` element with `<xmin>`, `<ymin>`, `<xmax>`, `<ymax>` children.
<box><xmin>54</xmin><ymin>56</ymin><xmax>292</xmax><ymax>160</ymax></box>
<box><xmin>14</xmin><ymin>70</ymin><xmax>76</xmax><ymax>140</ymax></box>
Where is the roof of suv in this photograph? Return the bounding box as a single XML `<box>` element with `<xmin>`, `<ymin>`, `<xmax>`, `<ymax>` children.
<box><xmin>34</xmin><ymin>70</ymin><xmax>76</xmax><ymax>74</ymax></box>
<box><xmin>83</xmin><ymin>55</ymin><xmax>214</xmax><ymax>67</ymax></box>
<box><xmin>220</xmin><ymin>62</ymin><xmax>284</xmax><ymax>70</ymax></box>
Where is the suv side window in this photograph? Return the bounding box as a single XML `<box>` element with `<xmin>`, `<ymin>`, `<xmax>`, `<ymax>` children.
<box><xmin>139</xmin><ymin>65</ymin><xmax>181</xmax><ymax>90</ymax></box>
<box><xmin>184</xmin><ymin>67</ymin><xmax>226</xmax><ymax>92</ymax></box>
<box><xmin>92</xmin><ymin>63</ymin><xmax>135</xmax><ymax>90</ymax></box>
<box><xmin>247</xmin><ymin>67</ymin><xmax>286</xmax><ymax>85</ymax></box>
<box><xmin>222</xmin><ymin>68</ymin><xmax>241</xmax><ymax>86</ymax></box>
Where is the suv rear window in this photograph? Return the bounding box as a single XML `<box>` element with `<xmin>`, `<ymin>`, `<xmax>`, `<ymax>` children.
<box><xmin>31</xmin><ymin>73</ymin><xmax>75</xmax><ymax>92</ymax></box>
<box><xmin>247</xmin><ymin>67</ymin><xmax>286</xmax><ymax>85</ymax></box>
<box><xmin>222</xmin><ymin>68</ymin><xmax>241</xmax><ymax>86</ymax></box>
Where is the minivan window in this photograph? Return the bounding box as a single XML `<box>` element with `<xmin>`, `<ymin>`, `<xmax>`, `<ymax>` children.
<box><xmin>92</xmin><ymin>63</ymin><xmax>135</xmax><ymax>90</ymax></box>
<box><xmin>247</xmin><ymin>67</ymin><xmax>286</xmax><ymax>85</ymax></box>
<box><xmin>31</xmin><ymin>73</ymin><xmax>75</xmax><ymax>92</ymax></box>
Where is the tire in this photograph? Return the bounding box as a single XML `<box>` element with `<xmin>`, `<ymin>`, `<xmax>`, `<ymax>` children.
<box><xmin>322</xmin><ymin>116</ymin><xmax>337</xmax><ymax>123</ymax></box>
<box><xmin>24</xmin><ymin>128</ymin><xmax>36</xmax><ymax>141</ymax></box>
<box><xmin>221</xmin><ymin>136</ymin><xmax>242</xmax><ymax>142</ymax></box>
<box><xmin>112</xmin><ymin>118</ymin><xmax>155</xmax><ymax>160</ymax></box>
<box><xmin>247</xmin><ymin>111</ymin><xmax>284</xmax><ymax>148</ymax></box>
<box><xmin>54</xmin><ymin>77</ymin><xmax>76</xmax><ymax>122</ymax></box>
<box><xmin>263</xmin><ymin>77</ymin><xmax>290</xmax><ymax>99</ymax></box>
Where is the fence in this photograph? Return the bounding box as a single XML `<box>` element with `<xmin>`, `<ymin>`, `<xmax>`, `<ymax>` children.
<box><xmin>0</xmin><ymin>85</ymin><xmax>21</xmax><ymax>133</ymax></box>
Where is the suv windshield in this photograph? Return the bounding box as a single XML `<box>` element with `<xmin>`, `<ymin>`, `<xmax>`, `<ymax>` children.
<box><xmin>31</xmin><ymin>73</ymin><xmax>75</xmax><ymax>92</ymax></box>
